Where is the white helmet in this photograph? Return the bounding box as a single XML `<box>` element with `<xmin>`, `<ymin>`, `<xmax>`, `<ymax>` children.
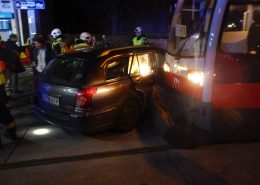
<box><xmin>134</xmin><ymin>26</ymin><xmax>143</xmax><ymax>33</ymax></box>
<box><xmin>80</xmin><ymin>32</ymin><xmax>92</xmax><ymax>41</ymax></box>
<box><xmin>51</xmin><ymin>28</ymin><xmax>62</xmax><ymax>39</ymax></box>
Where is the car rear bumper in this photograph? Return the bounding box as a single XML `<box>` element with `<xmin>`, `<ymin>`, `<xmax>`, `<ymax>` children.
<box><xmin>32</xmin><ymin>105</ymin><xmax>117</xmax><ymax>132</ymax></box>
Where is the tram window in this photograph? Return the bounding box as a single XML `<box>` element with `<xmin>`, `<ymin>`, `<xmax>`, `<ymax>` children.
<box><xmin>215</xmin><ymin>4</ymin><xmax>260</xmax><ymax>83</ymax></box>
<box><xmin>221</xmin><ymin>4</ymin><xmax>260</xmax><ymax>54</ymax></box>
<box><xmin>167</xmin><ymin>0</ymin><xmax>214</xmax><ymax>57</ymax></box>
<box><xmin>223</xmin><ymin>5</ymin><xmax>246</xmax><ymax>32</ymax></box>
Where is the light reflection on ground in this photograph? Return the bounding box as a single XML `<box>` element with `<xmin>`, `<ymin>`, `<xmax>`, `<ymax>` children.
<box><xmin>32</xmin><ymin>128</ymin><xmax>51</xmax><ymax>136</ymax></box>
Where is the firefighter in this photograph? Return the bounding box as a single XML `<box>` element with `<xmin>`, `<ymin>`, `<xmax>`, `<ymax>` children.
<box><xmin>132</xmin><ymin>26</ymin><xmax>148</xmax><ymax>46</ymax></box>
<box><xmin>0</xmin><ymin>49</ymin><xmax>18</xmax><ymax>146</ymax></box>
<box><xmin>50</xmin><ymin>28</ymin><xmax>68</xmax><ymax>56</ymax></box>
<box><xmin>73</xmin><ymin>32</ymin><xmax>93</xmax><ymax>49</ymax></box>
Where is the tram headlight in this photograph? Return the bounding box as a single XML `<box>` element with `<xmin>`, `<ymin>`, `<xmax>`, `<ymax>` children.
<box><xmin>163</xmin><ymin>63</ymin><xmax>170</xmax><ymax>72</ymax></box>
<box><xmin>188</xmin><ymin>71</ymin><xmax>204</xmax><ymax>86</ymax></box>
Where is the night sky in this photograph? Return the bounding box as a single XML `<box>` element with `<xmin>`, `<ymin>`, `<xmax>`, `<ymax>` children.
<box><xmin>51</xmin><ymin>0</ymin><xmax>172</xmax><ymax>35</ymax></box>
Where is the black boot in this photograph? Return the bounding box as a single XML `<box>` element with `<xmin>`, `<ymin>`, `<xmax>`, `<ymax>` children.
<box><xmin>4</xmin><ymin>127</ymin><xmax>18</xmax><ymax>140</ymax></box>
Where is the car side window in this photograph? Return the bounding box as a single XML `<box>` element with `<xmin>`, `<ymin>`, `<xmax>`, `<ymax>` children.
<box><xmin>106</xmin><ymin>56</ymin><xmax>130</xmax><ymax>80</ymax></box>
<box><xmin>129</xmin><ymin>52</ymin><xmax>153</xmax><ymax>76</ymax></box>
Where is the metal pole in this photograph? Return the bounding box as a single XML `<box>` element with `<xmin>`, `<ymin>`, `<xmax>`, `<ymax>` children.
<box><xmin>17</xmin><ymin>9</ymin><xmax>24</xmax><ymax>45</ymax></box>
<box><xmin>12</xmin><ymin>0</ymin><xmax>22</xmax><ymax>45</ymax></box>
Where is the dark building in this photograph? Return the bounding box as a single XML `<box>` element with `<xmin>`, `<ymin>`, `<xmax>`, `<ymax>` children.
<box><xmin>52</xmin><ymin>0</ymin><xmax>172</xmax><ymax>36</ymax></box>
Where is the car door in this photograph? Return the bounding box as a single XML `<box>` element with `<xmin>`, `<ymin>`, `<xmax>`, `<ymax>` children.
<box><xmin>129</xmin><ymin>51</ymin><xmax>155</xmax><ymax>103</ymax></box>
<box><xmin>91</xmin><ymin>54</ymin><xmax>134</xmax><ymax>117</ymax></box>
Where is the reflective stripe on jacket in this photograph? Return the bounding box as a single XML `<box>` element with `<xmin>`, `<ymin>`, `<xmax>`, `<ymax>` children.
<box><xmin>74</xmin><ymin>42</ymin><xmax>91</xmax><ymax>49</ymax></box>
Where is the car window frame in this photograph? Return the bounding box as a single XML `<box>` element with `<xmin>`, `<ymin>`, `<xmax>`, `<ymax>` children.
<box><xmin>104</xmin><ymin>53</ymin><xmax>133</xmax><ymax>82</ymax></box>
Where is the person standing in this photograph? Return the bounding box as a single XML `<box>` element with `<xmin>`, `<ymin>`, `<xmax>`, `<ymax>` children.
<box><xmin>4</xmin><ymin>34</ymin><xmax>25</xmax><ymax>94</ymax></box>
<box><xmin>50</xmin><ymin>28</ymin><xmax>68</xmax><ymax>56</ymax></box>
<box><xmin>0</xmin><ymin>48</ymin><xmax>18</xmax><ymax>146</ymax></box>
<box><xmin>32</xmin><ymin>35</ymin><xmax>54</xmax><ymax>76</ymax></box>
<box><xmin>132</xmin><ymin>26</ymin><xmax>148</xmax><ymax>46</ymax></box>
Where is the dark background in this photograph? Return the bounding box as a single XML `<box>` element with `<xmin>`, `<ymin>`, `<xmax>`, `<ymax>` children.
<box><xmin>49</xmin><ymin>0</ymin><xmax>172</xmax><ymax>35</ymax></box>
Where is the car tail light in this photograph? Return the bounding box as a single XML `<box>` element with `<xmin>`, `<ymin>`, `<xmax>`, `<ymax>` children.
<box><xmin>76</xmin><ymin>87</ymin><xmax>97</xmax><ymax>109</ymax></box>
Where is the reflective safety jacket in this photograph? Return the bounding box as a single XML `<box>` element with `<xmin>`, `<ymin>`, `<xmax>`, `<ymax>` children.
<box><xmin>19</xmin><ymin>47</ymin><xmax>31</xmax><ymax>66</ymax></box>
<box><xmin>0</xmin><ymin>60</ymin><xmax>6</xmax><ymax>85</ymax></box>
<box><xmin>132</xmin><ymin>36</ymin><xmax>148</xmax><ymax>46</ymax></box>
<box><xmin>52</xmin><ymin>37</ymin><xmax>68</xmax><ymax>56</ymax></box>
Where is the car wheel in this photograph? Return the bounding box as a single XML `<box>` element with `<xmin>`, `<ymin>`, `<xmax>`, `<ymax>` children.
<box><xmin>116</xmin><ymin>99</ymin><xmax>140</xmax><ymax>133</ymax></box>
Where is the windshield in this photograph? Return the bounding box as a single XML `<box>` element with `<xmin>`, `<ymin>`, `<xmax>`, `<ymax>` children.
<box><xmin>167</xmin><ymin>0</ymin><xmax>214</xmax><ymax>57</ymax></box>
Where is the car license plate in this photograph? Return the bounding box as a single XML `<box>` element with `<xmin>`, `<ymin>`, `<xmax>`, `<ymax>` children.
<box><xmin>42</xmin><ymin>94</ymin><xmax>59</xmax><ymax>106</ymax></box>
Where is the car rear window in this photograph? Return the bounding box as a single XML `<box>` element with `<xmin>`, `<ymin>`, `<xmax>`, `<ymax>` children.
<box><xmin>44</xmin><ymin>58</ymin><xmax>90</xmax><ymax>87</ymax></box>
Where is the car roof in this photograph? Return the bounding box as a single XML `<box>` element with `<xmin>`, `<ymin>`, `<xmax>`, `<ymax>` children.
<box><xmin>58</xmin><ymin>47</ymin><xmax>105</xmax><ymax>60</ymax></box>
<box><xmin>59</xmin><ymin>45</ymin><xmax>164</xmax><ymax>61</ymax></box>
<box><xmin>98</xmin><ymin>45</ymin><xmax>164</xmax><ymax>57</ymax></box>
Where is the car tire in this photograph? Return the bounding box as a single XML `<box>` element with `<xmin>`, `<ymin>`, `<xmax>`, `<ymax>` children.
<box><xmin>116</xmin><ymin>99</ymin><xmax>140</xmax><ymax>133</ymax></box>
